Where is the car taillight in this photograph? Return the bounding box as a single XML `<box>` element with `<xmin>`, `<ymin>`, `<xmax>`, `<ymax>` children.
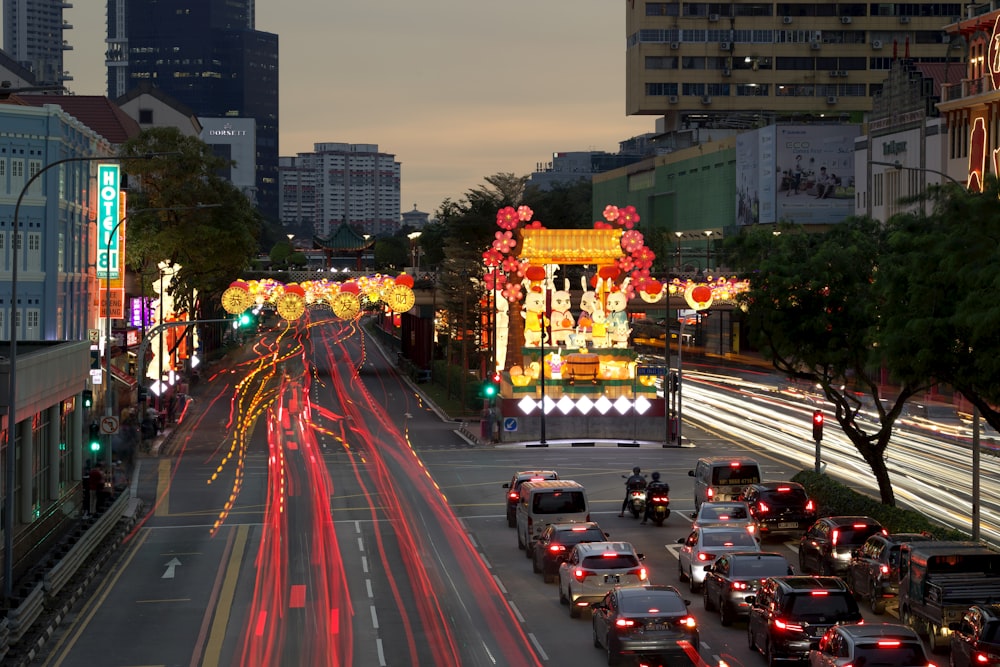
<box><xmin>974</xmin><ymin>650</ymin><xmax>1000</xmax><ymax>663</ymax></box>
<box><xmin>880</xmin><ymin>564</ymin><xmax>889</xmax><ymax>575</ymax></box>
<box><xmin>615</xmin><ymin>618</ymin><xmax>636</xmax><ymax>628</ymax></box>
<box><xmin>628</xmin><ymin>567</ymin><xmax>648</xmax><ymax>581</ymax></box>
<box><xmin>697</xmin><ymin>552</ymin><xmax>716</xmax><ymax>562</ymax></box>
<box><xmin>758</xmin><ymin>501</ymin><xmax>770</xmax><ymax>514</ymax></box>
<box><xmin>678</xmin><ymin>615</ymin><xmax>697</xmax><ymax>628</ymax></box>
<box><xmin>574</xmin><ymin>568</ymin><xmax>592</xmax><ymax>582</ymax></box>
<box><xmin>805</xmin><ymin>499</ymin><xmax>815</xmax><ymax>512</ymax></box>
<box><xmin>810</xmin><ymin>590</ymin><xmax>829</xmax><ymax>596</ymax></box>
<box><xmin>508</xmin><ymin>491</ymin><xmax>518</xmax><ymax>501</ymax></box>
<box><xmin>549</xmin><ymin>545</ymin><xmax>566</xmax><ymax>553</ymax></box>
<box><xmin>773</xmin><ymin>618</ymin><xmax>804</xmax><ymax>632</ymax></box>
<box><xmin>832</xmin><ymin>529</ymin><xmax>839</xmax><ymax>546</ymax></box>
<box><xmin>651</xmin><ymin>495</ymin><xmax>669</xmax><ymax>502</ymax></box>
<box><xmin>731</xmin><ymin>581</ymin><xmax>748</xmax><ymax>590</ymax></box>
<box><xmin>876</xmin><ymin>640</ymin><xmax>901</xmax><ymax>647</ymax></box>
<box><xmin>707</xmin><ymin>487</ymin><xmax>715</xmax><ymax>499</ymax></box>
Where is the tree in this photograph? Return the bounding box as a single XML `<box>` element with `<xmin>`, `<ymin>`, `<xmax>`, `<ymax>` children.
<box><xmin>119</xmin><ymin>128</ymin><xmax>261</xmax><ymax>316</ymax></box>
<box><xmin>727</xmin><ymin>219</ymin><xmax>929</xmax><ymax>505</ymax></box>
<box><xmin>269</xmin><ymin>240</ymin><xmax>292</xmax><ymax>268</ymax></box>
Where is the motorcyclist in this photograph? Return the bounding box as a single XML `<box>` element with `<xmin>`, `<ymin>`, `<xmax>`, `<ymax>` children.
<box><xmin>641</xmin><ymin>471</ymin><xmax>670</xmax><ymax>524</ymax></box>
<box><xmin>619</xmin><ymin>466</ymin><xmax>646</xmax><ymax>517</ymax></box>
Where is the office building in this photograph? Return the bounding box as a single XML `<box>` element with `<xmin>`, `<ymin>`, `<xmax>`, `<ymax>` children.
<box><xmin>105</xmin><ymin>0</ymin><xmax>279</xmax><ymax>222</ymax></box>
<box><xmin>2</xmin><ymin>0</ymin><xmax>73</xmax><ymax>89</ymax></box>
<box><xmin>626</xmin><ymin>1</ymin><xmax>962</xmax><ymax>130</ymax></box>
<box><xmin>279</xmin><ymin>143</ymin><xmax>401</xmax><ymax>238</ymax></box>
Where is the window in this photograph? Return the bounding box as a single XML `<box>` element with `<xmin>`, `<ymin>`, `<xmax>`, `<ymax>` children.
<box><xmin>139</xmin><ymin>109</ymin><xmax>154</xmax><ymax>124</ymax></box>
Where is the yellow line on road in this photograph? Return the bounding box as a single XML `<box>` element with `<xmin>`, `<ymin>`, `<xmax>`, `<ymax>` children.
<box><xmin>201</xmin><ymin>523</ymin><xmax>250</xmax><ymax>667</ymax></box>
<box><xmin>155</xmin><ymin>458</ymin><xmax>171</xmax><ymax>516</ymax></box>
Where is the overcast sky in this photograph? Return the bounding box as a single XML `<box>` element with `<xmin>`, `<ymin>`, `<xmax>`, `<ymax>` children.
<box><xmin>61</xmin><ymin>1</ymin><xmax>653</xmax><ymax>217</ymax></box>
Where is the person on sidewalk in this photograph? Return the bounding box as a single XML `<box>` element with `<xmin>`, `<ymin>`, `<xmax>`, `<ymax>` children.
<box><xmin>82</xmin><ymin>460</ymin><xmax>92</xmax><ymax>518</ymax></box>
<box><xmin>87</xmin><ymin>463</ymin><xmax>105</xmax><ymax>515</ymax></box>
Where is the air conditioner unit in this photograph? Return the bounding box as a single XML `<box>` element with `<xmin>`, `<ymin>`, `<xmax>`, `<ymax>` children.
<box><xmin>701</xmin><ymin>95</ymin><xmax>713</xmax><ymax>104</ymax></box>
<box><xmin>837</xmin><ymin>70</ymin><xmax>848</xmax><ymax>77</ymax></box>
<box><xmin>811</xmin><ymin>41</ymin><xmax>821</xmax><ymax>50</ymax></box>
<box><xmin>670</xmin><ymin>41</ymin><xmax>680</xmax><ymax>50</ymax></box>
<box><xmin>709</xmin><ymin>13</ymin><xmax>720</xmax><ymax>21</ymax></box>
<box><xmin>900</xmin><ymin>15</ymin><xmax>911</xmax><ymax>23</ymax></box>
<box><xmin>826</xmin><ymin>96</ymin><xmax>838</xmax><ymax>104</ymax></box>
<box><xmin>668</xmin><ymin>95</ymin><xmax>679</xmax><ymax>104</ymax></box>
<box><xmin>829</xmin><ymin>70</ymin><xmax>840</xmax><ymax>77</ymax></box>
<box><xmin>872</xmin><ymin>39</ymin><xmax>883</xmax><ymax>49</ymax></box>
<box><xmin>841</xmin><ymin>16</ymin><xmax>852</xmax><ymax>24</ymax></box>
<box><xmin>722</xmin><ymin>67</ymin><xmax>732</xmax><ymax>76</ymax></box>
<box><xmin>720</xmin><ymin>41</ymin><xmax>731</xmax><ymax>50</ymax></box>
<box><xmin>782</xmin><ymin>16</ymin><xmax>793</xmax><ymax>24</ymax></box>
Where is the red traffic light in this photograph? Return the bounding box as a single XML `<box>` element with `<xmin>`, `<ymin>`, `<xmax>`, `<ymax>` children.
<box><xmin>812</xmin><ymin>410</ymin><xmax>824</xmax><ymax>426</ymax></box>
<box><xmin>491</xmin><ymin>371</ymin><xmax>502</xmax><ymax>384</ymax></box>
<box><xmin>811</xmin><ymin>409</ymin><xmax>824</xmax><ymax>442</ymax></box>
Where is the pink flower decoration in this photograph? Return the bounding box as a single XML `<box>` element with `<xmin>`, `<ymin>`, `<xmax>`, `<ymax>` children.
<box><xmin>501</xmin><ymin>256</ymin><xmax>520</xmax><ymax>273</ymax></box>
<box><xmin>502</xmin><ymin>282</ymin><xmax>523</xmax><ymax>303</ymax></box>
<box><xmin>617</xmin><ymin>256</ymin><xmax>635</xmax><ymax>273</ymax></box>
<box><xmin>517</xmin><ymin>205</ymin><xmax>534</xmax><ymax>221</ymax></box>
<box><xmin>496</xmin><ymin>206</ymin><xmax>519</xmax><ymax>230</ymax></box>
<box><xmin>483</xmin><ymin>248</ymin><xmax>503</xmax><ymax>266</ymax></box>
<box><xmin>633</xmin><ymin>245</ymin><xmax>656</xmax><ymax>268</ymax></box>
<box><xmin>515</xmin><ymin>259</ymin><xmax>529</xmax><ymax>279</ymax></box>
<box><xmin>621</xmin><ymin>230</ymin><xmax>644</xmax><ymax>253</ymax></box>
<box><xmin>593</xmin><ymin>220</ymin><xmax>611</xmax><ymax>230</ymax></box>
<box><xmin>525</xmin><ymin>220</ymin><xmax>545</xmax><ymax>229</ymax></box>
<box><xmin>603</xmin><ymin>205</ymin><xmax>620</xmax><ymax>222</ymax></box>
<box><xmin>493</xmin><ymin>230</ymin><xmax>516</xmax><ymax>254</ymax></box>
<box><xmin>619</xmin><ymin>205</ymin><xmax>640</xmax><ymax>228</ymax></box>
<box><xmin>484</xmin><ymin>270</ymin><xmax>506</xmax><ymax>291</ymax></box>
<box><xmin>631</xmin><ymin>268</ymin><xmax>651</xmax><ymax>283</ymax></box>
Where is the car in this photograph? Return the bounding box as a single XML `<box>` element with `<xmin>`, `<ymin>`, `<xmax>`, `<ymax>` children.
<box><xmin>798</xmin><ymin>515</ymin><xmax>886</xmax><ymax>576</ymax></box>
<box><xmin>809</xmin><ymin>622</ymin><xmax>933</xmax><ymax>666</ymax></box>
<box><xmin>502</xmin><ymin>469</ymin><xmax>558</xmax><ymax>527</ymax></box>
<box><xmin>702</xmin><ymin>551</ymin><xmax>793</xmax><ymax>626</ymax></box>
<box><xmin>949</xmin><ymin>603</ymin><xmax>1000</xmax><ymax>666</ymax></box>
<box><xmin>676</xmin><ymin>524</ymin><xmax>760</xmax><ymax>593</ymax></box>
<box><xmin>532</xmin><ymin>521</ymin><xmax>608</xmax><ymax>583</ymax></box>
<box><xmin>747</xmin><ymin>576</ymin><xmax>863</xmax><ymax>664</ymax></box>
<box><xmin>741</xmin><ymin>481</ymin><xmax>817</xmax><ymax>540</ymax></box>
<box><xmin>692</xmin><ymin>500</ymin><xmax>757</xmax><ymax>537</ymax></box>
<box><xmin>689</xmin><ymin>456</ymin><xmax>761</xmax><ymax>511</ymax></box>
<box><xmin>591</xmin><ymin>585</ymin><xmax>699</xmax><ymax>665</ymax></box>
<box><xmin>846</xmin><ymin>532</ymin><xmax>936</xmax><ymax>614</ymax></box>
<box><xmin>558</xmin><ymin>541</ymin><xmax>647</xmax><ymax>618</ymax></box>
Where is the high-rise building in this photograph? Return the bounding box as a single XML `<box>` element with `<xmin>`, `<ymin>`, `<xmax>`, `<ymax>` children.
<box><xmin>626</xmin><ymin>1</ymin><xmax>962</xmax><ymax>131</ymax></box>
<box><xmin>2</xmin><ymin>0</ymin><xmax>73</xmax><ymax>88</ymax></box>
<box><xmin>279</xmin><ymin>143</ymin><xmax>401</xmax><ymax>238</ymax></box>
<box><xmin>105</xmin><ymin>0</ymin><xmax>279</xmax><ymax>221</ymax></box>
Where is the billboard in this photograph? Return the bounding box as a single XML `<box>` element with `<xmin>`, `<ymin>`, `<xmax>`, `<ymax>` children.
<box><xmin>736</xmin><ymin>125</ymin><xmax>860</xmax><ymax>226</ymax></box>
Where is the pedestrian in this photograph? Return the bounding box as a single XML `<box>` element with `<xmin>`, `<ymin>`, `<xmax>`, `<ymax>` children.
<box><xmin>82</xmin><ymin>460</ymin><xmax>92</xmax><ymax>518</ymax></box>
<box><xmin>87</xmin><ymin>463</ymin><xmax>105</xmax><ymax>515</ymax></box>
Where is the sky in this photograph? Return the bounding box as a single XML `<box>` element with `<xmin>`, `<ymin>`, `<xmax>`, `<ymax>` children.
<box><xmin>61</xmin><ymin>1</ymin><xmax>654</xmax><ymax>217</ymax></box>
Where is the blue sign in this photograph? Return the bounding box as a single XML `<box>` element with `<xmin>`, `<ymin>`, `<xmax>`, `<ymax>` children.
<box><xmin>636</xmin><ymin>365</ymin><xmax>668</xmax><ymax>377</ymax></box>
<box><xmin>503</xmin><ymin>417</ymin><xmax>518</xmax><ymax>432</ymax></box>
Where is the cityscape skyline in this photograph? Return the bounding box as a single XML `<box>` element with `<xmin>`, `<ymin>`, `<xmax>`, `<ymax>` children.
<box><xmin>61</xmin><ymin>1</ymin><xmax>654</xmax><ymax>218</ymax></box>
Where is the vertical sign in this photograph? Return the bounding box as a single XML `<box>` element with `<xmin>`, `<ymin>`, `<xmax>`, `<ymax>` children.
<box><xmin>97</xmin><ymin>164</ymin><xmax>121</xmax><ymax>281</ymax></box>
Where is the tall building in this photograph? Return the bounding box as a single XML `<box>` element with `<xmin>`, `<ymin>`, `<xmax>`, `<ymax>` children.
<box><xmin>626</xmin><ymin>1</ymin><xmax>962</xmax><ymax>130</ymax></box>
<box><xmin>2</xmin><ymin>0</ymin><xmax>73</xmax><ymax>88</ymax></box>
<box><xmin>279</xmin><ymin>143</ymin><xmax>401</xmax><ymax>238</ymax></box>
<box><xmin>105</xmin><ymin>0</ymin><xmax>279</xmax><ymax>221</ymax></box>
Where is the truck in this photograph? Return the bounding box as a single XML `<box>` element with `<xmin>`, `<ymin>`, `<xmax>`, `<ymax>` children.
<box><xmin>897</xmin><ymin>540</ymin><xmax>1000</xmax><ymax>653</ymax></box>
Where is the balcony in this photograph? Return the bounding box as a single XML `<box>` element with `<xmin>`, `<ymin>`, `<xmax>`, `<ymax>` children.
<box><xmin>941</xmin><ymin>74</ymin><xmax>999</xmax><ymax>103</ymax></box>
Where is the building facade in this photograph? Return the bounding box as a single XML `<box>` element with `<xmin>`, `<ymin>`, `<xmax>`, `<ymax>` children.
<box><xmin>626</xmin><ymin>0</ymin><xmax>963</xmax><ymax>131</ymax></box>
<box><xmin>279</xmin><ymin>143</ymin><xmax>401</xmax><ymax>238</ymax></box>
<box><xmin>2</xmin><ymin>0</ymin><xmax>72</xmax><ymax>88</ymax></box>
<box><xmin>106</xmin><ymin>0</ymin><xmax>279</xmax><ymax>222</ymax></box>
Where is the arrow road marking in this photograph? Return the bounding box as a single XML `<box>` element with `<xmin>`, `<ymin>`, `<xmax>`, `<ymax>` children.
<box><xmin>162</xmin><ymin>557</ymin><xmax>182</xmax><ymax>579</ymax></box>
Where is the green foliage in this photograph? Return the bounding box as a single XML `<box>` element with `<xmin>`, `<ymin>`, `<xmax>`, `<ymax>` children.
<box><xmin>792</xmin><ymin>471</ymin><xmax>969</xmax><ymax>540</ymax></box>
<box><xmin>374</xmin><ymin>236</ymin><xmax>409</xmax><ymax>272</ymax></box>
<box><xmin>269</xmin><ymin>240</ymin><xmax>292</xmax><ymax>267</ymax></box>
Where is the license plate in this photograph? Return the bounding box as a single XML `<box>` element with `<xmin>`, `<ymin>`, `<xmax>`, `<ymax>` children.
<box><xmin>777</xmin><ymin>522</ymin><xmax>798</xmax><ymax>529</ymax></box>
<box><xmin>645</xmin><ymin>623</ymin><xmax>668</xmax><ymax>631</ymax></box>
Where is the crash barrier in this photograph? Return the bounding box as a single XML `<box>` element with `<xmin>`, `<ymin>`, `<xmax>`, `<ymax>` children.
<box><xmin>5</xmin><ymin>581</ymin><xmax>44</xmax><ymax>643</ymax></box>
<box><xmin>43</xmin><ymin>490</ymin><xmax>130</xmax><ymax>598</ymax></box>
<box><xmin>0</xmin><ymin>617</ymin><xmax>9</xmax><ymax>663</ymax></box>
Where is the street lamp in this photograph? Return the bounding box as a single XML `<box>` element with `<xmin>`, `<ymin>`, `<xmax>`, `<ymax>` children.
<box><xmin>674</xmin><ymin>231</ymin><xmax>683</xmax><ymax>270</ymax></box>
<box><xmin>704</xmin><ymin>230</ymin><xmax>715</xmax><ymax>272</ymax></box>
<box><xmin>408</xmin><ymin>231</ymin><xmax>422</xmax><ymax>273</ymax></box>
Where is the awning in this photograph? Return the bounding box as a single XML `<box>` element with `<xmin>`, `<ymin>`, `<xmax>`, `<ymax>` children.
<box><xmin>110</xmin><ymin>364</ymin><xmax>137</xmax><ymax>388</ymax></box>
<box><xmin>519</xmin><ymin>228</ymin><xmax>623</xmax><ymax>265</ymax></box>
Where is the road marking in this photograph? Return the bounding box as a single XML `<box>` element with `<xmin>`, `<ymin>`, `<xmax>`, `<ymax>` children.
<box><xmin>202</xmin><ymin>524</ymin><xmax>250</xmax><ymax>666</ymax></box>
<box><xmin>155</xmin><ymin>458</ymin><xmax>172</xmax><ymax>517</ymax></box>
<box><xmin>162</xmin><ymin>557</ymin><xmax>182</xmax><ymax>579</ymax></box>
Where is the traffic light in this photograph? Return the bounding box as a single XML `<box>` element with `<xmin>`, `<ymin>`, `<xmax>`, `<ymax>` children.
<box><xmin>82</xmin><ymin>389</ymin><xmax>93</xmax><ymax>409</ymax></box>
<box><xmin>88</xmin><ymin>422</ymin><xmax>101</xmax><ymax>454</ymax></box>
<box><xmin>481</xmin><ymin>372</ymin><xmax>501</xmax><ymax>399</ymax></box>
<box><xmin>237</xmin><ymin>310</ymin><xmax>255</xmax><ymax>328</ymax></box>
<box><xmin>812</xmin><ymin>409</ymin><xmax>824</xmax><ymax>442</ymax></box>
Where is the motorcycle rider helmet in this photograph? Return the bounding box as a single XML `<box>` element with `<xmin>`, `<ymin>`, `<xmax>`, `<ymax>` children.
<box><xmin>651</xmin><ymin>471</ymin><xmax>661</xmax><ymax>482</ymax></box>
<box><xmin>632</xmin><ymin>466</ymin><xmax>641</xmax><ymax>475</ymax></box>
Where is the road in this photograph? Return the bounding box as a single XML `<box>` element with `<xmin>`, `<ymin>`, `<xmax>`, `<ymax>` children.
<box><xmin>34</xmin><ymin>316</ymin><xmax>947</xmax><ymax>667</ymax></box>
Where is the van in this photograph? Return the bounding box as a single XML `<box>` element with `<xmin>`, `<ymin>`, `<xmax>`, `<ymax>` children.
<box><xmin>689</xmin><ymin>456</ymin><xmax>761</xmax><ymax>511</ymax></box>
<box><xmin>516</xmin><ymin>480</ymin><xmax>589</xmax><ymax>557</ymax></box>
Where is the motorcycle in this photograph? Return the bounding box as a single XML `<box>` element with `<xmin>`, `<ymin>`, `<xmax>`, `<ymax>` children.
<box><xmin>646</xmin><ymin>486</ymin><xmax>671</xmax><ymax>526</ymax></box>
<box><xmin>623</xmin><ymin>475</ymin><xmax>648</xmax><ymax>519</ymax></box>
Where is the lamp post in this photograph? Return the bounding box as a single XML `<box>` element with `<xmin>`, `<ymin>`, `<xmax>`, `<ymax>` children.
<box><xmin>3</xmin><ymin>152</ymin><xmax>171</xmax><ymax>601</ymax></box>
<box><xmin>408</xmin><ymin>231</ymin><xmax>422</xmax><ymax>273</ymax></box>
<box><xmin>674</xmin><ymin>231</ymin><xmax>683</xmax><ymax>270</ymax></box>
<box><xmin>704</xmin><ymin>230</ymin><xmax>715</xmax><ymax>272</ymax></box>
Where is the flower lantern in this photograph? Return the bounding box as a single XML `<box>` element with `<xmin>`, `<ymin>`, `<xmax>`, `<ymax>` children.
<box><xmin>276</xmin><ymin>283</ymin><xmax>306</xmax><ymax>321</ymax></box>
<box><xmin>221</xmin><ymin>280</ymin><xmax>253</xmax><ymax>314</ymax></box>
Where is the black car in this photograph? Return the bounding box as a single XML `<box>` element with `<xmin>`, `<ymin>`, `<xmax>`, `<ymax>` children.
<box><xmin>950</xmin><ymin>604</ymin><xmax>1000</xmax><ymax>667</ymax></box>
<box><xmin>798</xmin><ymin>515</ymin><xmax>885</xmax><ymax>576</ymax></box>
<box><xmin>846</xmin><ymin>532</ymin><xmax>936</xmax><ymax>614</ymax></box>
<box><xmin>747</xmin><ymin>576</ymin><xmax>862</xmax><ymax>664</ymax></box>
<box><xmin>702</xmin><ymin>551</ymin><xmax>792</xmax><ymax>626</ymax></box>
<box><xmin>741</xmin><ymin>481</ymin><xmax>816</xmax><ymax>540</ymax></box>
<box><xmin>532</xmin><ymin>521</ymin><xmax>608</xmax><ymax>583</ymax></box>
<box><xmin>502</xmin><ymin>470</ymin><xmax>557</xmax><ymax>527</ymax></box>
<box><xmin>591</xmin><ymin>585</ymin><xmax>699</xmax><ymax>666</ymax></box>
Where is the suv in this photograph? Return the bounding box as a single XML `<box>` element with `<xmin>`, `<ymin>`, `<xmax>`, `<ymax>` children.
<box><xmin>798</xmin><ymin>516</ymin><xmax>885</xmax><ymax>576</ymax></box>
<box><xmin>702</xmin><ymin>551</ymin><xmax>792</xmax><ymax>626</ymax></box>
<box><xmin>747</xmin><ymin>576</ymin><xmax>862</xmax><ymax>664</ymax></box>
<box><xmin>741</xmin><ymin>482</ymin><xmax>816</xmax><ymax>540</ymax></box>
<box><xmin>558</xmin><ymin>541</ymin><xmax>647</xmax><ymax>618</ymax></box>
<box><xmin>532</xmin><ymin>521</ymin><xmax>608</xmax><ymax>583</ymax></box>
<box><xmin>502</xmin><ymin>470</ymin><xmax>558</xmax><ymax>527</ymax></box>
<box><xmin>949</xmin><ymin>604</ymin><xmax>1000</xmax><ymax>667</ymax></box>
<box><xmin>846</xmin><ymin>532</ymin><xmax>936</xmax><ymax>614</ymax></box>
<box><xmin>689</xmin><ymin>457</ymin><xmax>761</xmax><ymax>511</ymax></box>
<box><xmin>809</xmin><ymin>622</ymin><xmax>932</xmax><ymax>666</ymax></box>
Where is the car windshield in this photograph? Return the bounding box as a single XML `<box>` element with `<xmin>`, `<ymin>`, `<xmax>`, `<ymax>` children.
<box><xmin>582</xmin><ymin>554</ymin><xmax>639</xmax><ymax>570</ymax></box>
<box><xmin>731</xmin><ymin>557</ymin><xmax>790</xmax><ymax>578</ymax></box>
<box><xmin>533</xmin><ymin>491</ymin><xmax>586</xmax><ymax>514</ymax></box>
<box><xmin>785</xmin><ymin>593</ymin><xmax>858</xmax><ymax>620</ymax></box>
<box><xmin>712</xmin><ymin>465</ymin><xmax>760</xmax><ymax>486</ymax></box>
<box><xmin>852</xmin><ymin>641</ymin><xmax>927</xmax><ymax>665</ymax></box>
<box><xmin>559</xmin><ymin>529</ymin><xmax>605</xmax><ymax>545</ymax></box>
<box><xmin>619</xmin><ymin>592</ymin><xmax>687</xmax><ymax>614</ymax></box>
<box><xmin>701</xmin><ymin>504</ymin><xmax>748</xmax><ymax>520</ymax></box>
<box><xmin>760</xmin><ymin>488</ymin><xmax>808</xmax><ymax>507</ymax></box>
<box><xmin>836</xmin><ymin>525</ymin><xmax>882</xmax><ymax>546</ymax></box>
<box><xmin>702</xmin><ymin>530</ymin><xmax>757</xmax><ymax>548</ymax></box>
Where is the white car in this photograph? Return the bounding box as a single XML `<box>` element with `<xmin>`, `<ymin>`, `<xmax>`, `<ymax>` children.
<box><xmin>692</xmin><ymin>500</ymin><xmax>757</xmax><ymax>537</ymax></box>
<box><xmin>558</xmin><ymin>541</ymin><xmax>647</xmax><ymax>618</ymax></box>
<box><xmin>676</xmin><ymin>525</ymin><xmax>759</xmax><ymax>592</ymax></box>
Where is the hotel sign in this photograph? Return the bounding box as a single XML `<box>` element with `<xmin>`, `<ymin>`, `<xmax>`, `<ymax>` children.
<box><xmin>97</xmin><ymin>164</ymin><xmax>122</xmax><ymax>281</ymax></box>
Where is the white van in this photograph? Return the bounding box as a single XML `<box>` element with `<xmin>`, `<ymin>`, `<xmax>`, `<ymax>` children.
<box><xmin>689</xmin><ymin>456</ymin><xmax>761</xmax><ymax>511</ymax></box>
<box><xmin>516</xmin><ymin>480</ymin><xmax>589</xmax><ymax>557</ymax></box>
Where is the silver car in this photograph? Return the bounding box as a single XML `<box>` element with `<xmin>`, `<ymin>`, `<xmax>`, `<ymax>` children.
<box><xmin>692</xmin><ymin>500</ymin><xmax>757</xmax><ymax>538</ymax></box>
<box><xmin>676</xmin><ymin>525</ymin><xmax>760</xmax><ymax>593</ymax></box>
<box><xmin>558</xmin><ymin>541</ymin><xmax>647</xmax><ymax>618</ymax></box>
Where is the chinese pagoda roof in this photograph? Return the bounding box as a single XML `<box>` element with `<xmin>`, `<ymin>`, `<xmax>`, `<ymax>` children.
<box><xmin>313</xmin><ymin>222</ymin><xmax>374</xmax><ymax>252</ymax></box>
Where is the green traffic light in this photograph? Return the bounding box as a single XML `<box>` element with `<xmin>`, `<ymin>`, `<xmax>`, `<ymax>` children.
<box><xmin>89</xmin><ymin>440</ymin><xmax>101</xmax><ymax>453</ymax></box>
<box><xmin>239</xmin><ymin>312</ymin><xmax>252</xmax><ymax>326</ymax></box>
<box><xmin>483</xmin><ymin>384</ymin><xmax>497</xmax><ymax>398</ymax></box>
